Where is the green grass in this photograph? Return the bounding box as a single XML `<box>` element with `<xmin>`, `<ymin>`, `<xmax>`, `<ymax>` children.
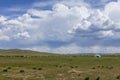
<box><xmin>0</xmin><ymin>49</ymin><xmax>119</xmax><ymax>80</ymax></box>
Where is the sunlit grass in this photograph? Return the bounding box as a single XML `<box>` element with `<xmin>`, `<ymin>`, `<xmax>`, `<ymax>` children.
<box><xmin>0</xmin><ymin>49</ymin><xmax>119</xmax><ymax>80</ymax></box>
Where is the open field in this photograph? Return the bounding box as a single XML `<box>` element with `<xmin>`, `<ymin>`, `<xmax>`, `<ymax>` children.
<box><xmin>0</xmin><ymin>49</ymin><xmax>120</xmax><ymax>80</ymax></box>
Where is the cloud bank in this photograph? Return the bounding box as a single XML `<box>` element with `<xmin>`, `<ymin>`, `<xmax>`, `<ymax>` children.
<box><xmin>0</xmin><ymin>0</ymin><xmax>120</xmax><ymax>53</ymax></box>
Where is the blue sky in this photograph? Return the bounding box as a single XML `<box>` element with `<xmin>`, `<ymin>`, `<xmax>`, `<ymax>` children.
<box><xmin>0</xmin><ymin>0</ymin><xmax>120</xmax><ymax>54</ymax></box>
<box><xmin>0</xmin><ymin>0</ymin><xmax>117</xmax><ymax>16</ymax></box>
<box><xmin>0</xmin><ymin>0</ymin><xmax>42</xmax><ymax>16</ymax></box>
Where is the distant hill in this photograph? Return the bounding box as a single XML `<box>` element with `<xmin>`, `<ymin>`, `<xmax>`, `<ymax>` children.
<box><xmin>0</xmin><ymin>49</ymin><xmax>56</xmax><ymax>56</ymax></box>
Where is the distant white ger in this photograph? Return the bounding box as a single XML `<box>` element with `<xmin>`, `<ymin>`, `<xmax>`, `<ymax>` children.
<box><xmin>94</xmin><ymin>54</ymin><xmax>101</xmax><ymax>58</ymax></box>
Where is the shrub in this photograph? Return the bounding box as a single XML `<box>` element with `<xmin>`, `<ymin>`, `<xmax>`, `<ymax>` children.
<box><xmin>3</xmin><ymin>69</ymin><xmax>8</xmax><ymax>72</ymax></box>
<box><xmin>59</xmin><ymin>66</ymin><xmax>62</xmax><ymax>68</ymax></box>
<box><xmin>116</xmin><ymin>75</ymin><xmax>120</xmax><ymax>79</ymax></box>
<box><xmin>101</xmin><ymin>66</ymin><xmax>104</xmax><ymax>68</ymax></box>
<box><xmin>7</xmin><ymin>67</ymin><xmax>11</xmax><ymax>69</ymax></box>
<box><xmin>33</xmin><ymin>67</ymin><xmax>37</xmax><ymax>70</ymax></box>
<box><xmin>92</xmin><ymin>67</ymin><xmax>95</xmax><ymax>69</ymax></box>
<box><xmin>96</xmin><ymin>76</ymin><xmax>100</xmax><ymax>80</ymax></box>
<box><xmin>18</xmin><ymin>65</ymin><xmax>22</xmax><ymax>67</ymax></box>
<box><xmin>72</xmin><ymin>56</ymin><xmax>77</xmax><ymax>57</ymax></box>
<box><xmin>78</xmin><ymin>74</ymin><xmax>80</xmax><ymax>76</ymax></box>
<box><xmin>70</xmin><ymin>66</ymin><xmax>74</xmax><ymax>68</ymax></box>
<box><xmin>75</xmin><ymin>66</ymin><xmax>78</xmax><ymax>68</ymax></box>
<box><xmin>97</xmin><ymin>66</ymin><xmax>100</xmax><ymax>68</ymax></box>
<box><xmin>84</xmin><ymin>77</ymin><xmax>89</xmax><ymax>80</ymax></box>
<box><xmin>38</xmin><ymin>68</ymin><xmax>42</xmax><ymax>70</ymax></box>
<box><xmin>19</xmin><ymin>70</ymin><xmax>24</xmax><ymax>73</ymax></box>
<box><xmin>55</xmin><ymin>65</ymin><xmax>58</xmax><ymax>67</ymax></box>
<box><xmin>20</xmin><ymin>56</ymin><xmax>24</xmax><ymax>57</ymax></box>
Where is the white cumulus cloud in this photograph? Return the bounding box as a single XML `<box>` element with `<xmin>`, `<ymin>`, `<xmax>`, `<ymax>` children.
<box><xmin>0</xmin><ymin>0</ymin><xmax>120</xmax><ymax>53</ymax></box>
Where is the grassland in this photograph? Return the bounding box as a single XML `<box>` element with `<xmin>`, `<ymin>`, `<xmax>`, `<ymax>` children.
<box><xmin>0</xmin><ymin>49</ymin><xmax>119</xmax><ymax>80</ymax></box>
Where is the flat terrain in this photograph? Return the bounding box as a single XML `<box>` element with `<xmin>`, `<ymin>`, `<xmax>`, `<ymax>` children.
<box><xmin>0</xmin><ymin>49</ymin><xmax>119</xmax><ymax>80</ymax></box>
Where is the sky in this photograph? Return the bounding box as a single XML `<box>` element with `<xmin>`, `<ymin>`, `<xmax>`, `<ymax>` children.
<box><xmin>0</xmin><ymin>0</ymin><xmax>120</xmax><ymax>54</ymax></box>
